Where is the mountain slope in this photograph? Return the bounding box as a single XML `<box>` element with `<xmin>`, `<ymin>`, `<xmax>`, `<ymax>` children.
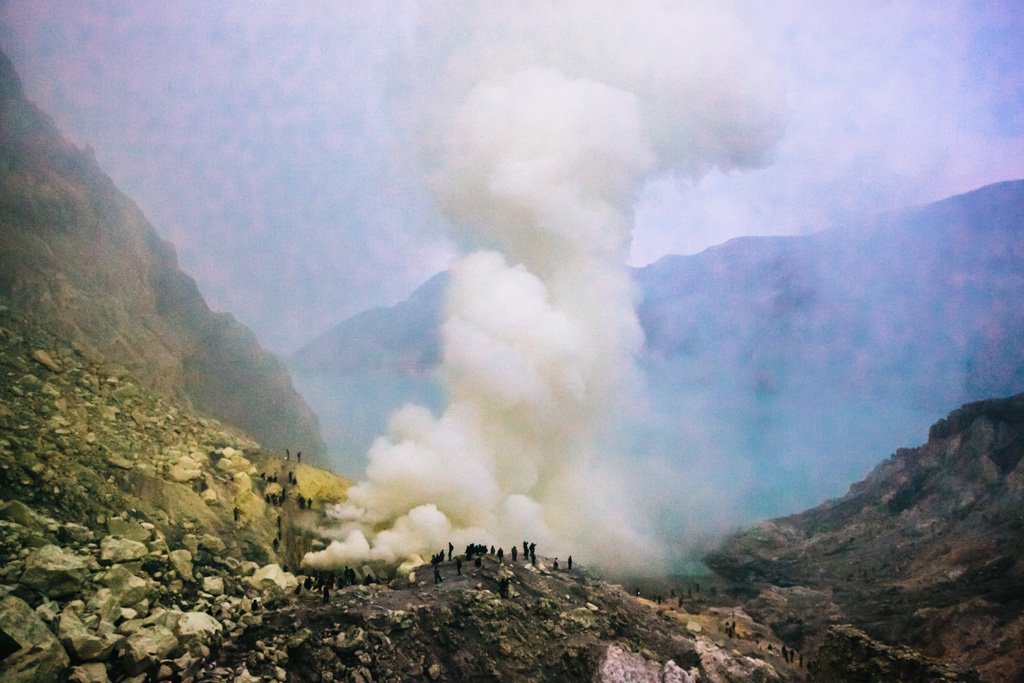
<box><xmin>705</xmin><ymin>393</ymin><xmax>1024</xmax><ymax>682</ymax></box>
<box><xmin>0</xmin><ymin>49</ymin><xmax>325</xmax><ymax>458</ymax></box>
<box><xmin>290</xmin><ymin>180</ymin><xmax>1024</xmax><ymax>512</ymax></box>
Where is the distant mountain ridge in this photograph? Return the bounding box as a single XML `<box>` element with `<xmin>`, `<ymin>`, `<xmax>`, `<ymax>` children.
<box><xmin>0</xmin><ymin>49</ymin><xmax>325</xmax><ymax>458</ymax></box>
<box><xmin>291</xmin><ymin>179</ymin><xmax>1024</xmax><ymax>509</ymax></box>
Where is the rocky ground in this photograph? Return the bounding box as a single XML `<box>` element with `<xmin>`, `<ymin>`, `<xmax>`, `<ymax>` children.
<box><xmin>706</xmin><ymin>394</ymin><xmax>1024</xmax><ymax>682</ymax></box>
<box><xmin>0</xmin><ymin>301</ymin><xmax>998</xmax><ymax>682</ymax></box>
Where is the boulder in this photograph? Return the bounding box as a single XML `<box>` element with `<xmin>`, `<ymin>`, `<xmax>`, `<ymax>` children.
<box><xmin>168</xmin><ymin>549</ymin><xmax>194</xmax><ymax>581</ymax></box>
<box><xmin>0</xmin><ymin>595</ymin><xmax>70</xmax><ymax>682</ymax></box>
<box><xmin>67</xmin><ymin>662</ymin><xmax>109</xmax><ymax>683</ymax></box>
<box><xmin>19</xmin><ymin>544</ymin><xmax>89</xmax><ymax>598</ymax></box>
<box><xmin>99</xmin><ymin>565</ymin><xmax>153</xmax><ymax>608</ymax></box>
<box><xmin>86</xmin><ymin>588</ymin><xmax>119</xmax><ymax>625</ymax></box>
<box><xmin>106</xmin><ymin>518</ymin><xmax>151</xmax><ymax>543</ymax></box>
<box><xmin>198</xmin><ymin>533</ymin><xmax>227</xmax><ymax>555</ymax></box>
<box><xmin>810</xmin><ymin>624</ymin><xmax>979</xmax><ymax>682</ymax></box>
<box><xmin>202</xmin><ymin>576</ymin><xmax>225</xmax><ymax>596</ymax></box>
<box><xmin>31</xmin><ymin>349</ymin><xmax>62</xmax><ymax>372</ymax></box>
<box><xmin>57</xmin><ymin>607</ymin><xmax>121</xmax><ymax>662</ymax></box>
<box><xmin>594</xmin><ymin>645</ymin><xmax>698</xmax><ymax>683</ymax></box>
<box><xmin>173</xmin><ymin>611</ymin><xmax>223</xmax><ymax>654</ymax></box>
<box><xmin>0</xmin><ymin>500</ymin><xmax>41</xmax><ymax>530</ymax></box>
<box><xmin>168</xmin><ymin>455</ymin><xmax>203</xmax><ymax>483</ymax></box>
<box><xmin>119</xmin><ymin>625</ymin><xmax>178</xmax><ymax>676</ymax></box>
<box><xmin>248</xmin><ymin>564</ymin><xmax>298</xmax><ymax>597</ymax></box>
<box><xmin>99</xmin><ymin>536</ymin><xmax>148</xmax><ymax>564</ymax></box>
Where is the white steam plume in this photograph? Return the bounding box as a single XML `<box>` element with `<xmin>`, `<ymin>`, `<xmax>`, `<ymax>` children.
<box><xmin>305</xmin><ymin>1</ymin><xmax>784</xmax><ymax>575</ymax></box>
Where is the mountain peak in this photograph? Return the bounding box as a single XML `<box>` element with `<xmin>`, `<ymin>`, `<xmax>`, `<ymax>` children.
<box><xmin>0</xmin><ymin>49</ymin><xmax>24</xmax><ymax>101</ymax></box>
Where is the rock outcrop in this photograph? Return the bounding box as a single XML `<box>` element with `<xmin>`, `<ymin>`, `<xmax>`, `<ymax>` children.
<box><xmin>707</xmin><ymin>393</ymin><xmax>1024</xmax><ymax>681</ymax></box>
<box><xmin>0</xmin><ymin>47</ymin><xmax>325</xmax><ymax>459</ymax></box>
<box><xmin>809</xmin><ymin>625</ymin><xmax>977</xmax><ymax>682</ymax></box>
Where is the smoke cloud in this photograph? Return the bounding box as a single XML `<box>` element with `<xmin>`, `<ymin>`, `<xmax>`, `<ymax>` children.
<box><xmin>304</xmin><ymin>1</ymin><xmax>785</xmax><ymax>575</ymax></box>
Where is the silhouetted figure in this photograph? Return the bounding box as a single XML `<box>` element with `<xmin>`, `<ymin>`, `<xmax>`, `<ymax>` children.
<box><xmin>567</xmin><ymin>556</ymin><xmax>572</xmax><ymax>570</ymax></box>
<box><xmin>490</xmin><ymin>545</ymin><xmax>495</xmax><ymax>555</ymax></box>
<box><xmin>448</xmin><ymin>542</ymin><xmax>454</xmax><ymax>562</ymax></box>
<box><xmin>297</xmin><ymin>451</ymin><xmax>301</xmax><ymax>464</ymax></box>
<box><xmin>304</xmin><ymin>576</ymin><xmax>313</xmax><ymax>590</ymax></box>
<box><xmin>233</xmin><ymin>507</ymin><xmax>240</xmax><ymax>522</ymax></box>
<box><xmin>523</xmin><ymin>541</ymin><xmax>529</xmax><ymax>556</ymax></box>
<box><xmin>434</xmin><ymin>565</ymin><xmax>443</xmax><ymax>584</ymax></box>
<box><xmin>529</xmin><ymin>542</ymin><xmax>536</xmax><ymax>556</ymax></box>
<box><xmin>456</xmin><ymin>557</ymin><xmax>462</xmax><ymax>575</ymax></box>
<box><xmin>286</xmin><ymin>448</ymin><xmax>291</xmax><ymax>461</ymax></box>
<box><xmin>299</xmin><ymin>497</ymin><xmax>306</xmax><ymax>510</ymax></box>
<box><xmin>497</xmin><ymin>547</ymin><xmax>504</xmax><ymax>562</ymax></box>
<box><xmin>553</xmin><ymin>558</ymin><xmax>559</xmax><ymax>570</ymax></box>
<box><xmin>474</xmin><ymin>556</ymin><xmax>482</xmax><ymax>568</ymax></box>
<box><xmin>511</xmin><ymin>546</ymin><xmax>518</xmax><ymax>562</ymax></box>
<box><xmin>498</xmin><ymin>577</ymin><xmax>510</xmax><ymax>599</ymax></box>
<box><xmin>530</xmin><ymin>553</ymin><xmax>536</xmax><ymax>566</ymax></box>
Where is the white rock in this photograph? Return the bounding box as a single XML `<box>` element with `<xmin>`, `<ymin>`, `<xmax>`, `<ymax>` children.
<box><xmin>249</xmin><ymin>564</ymin><xmax>298</xmax><ymax>596</ymax></box>
<box><xmin>203</xmin><ymin>576</ymin><xmax>225</xmax><ymax>596</ymax></box>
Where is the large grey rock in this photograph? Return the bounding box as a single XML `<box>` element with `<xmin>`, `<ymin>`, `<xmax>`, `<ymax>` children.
<box><xmin>248</xmin><ymin>564</ymin><xmax>298</xmax><ymax>598</ymax></box>
<box><xmin>85</xmin><ymin>588</ymin><xmax>119</xmax><ymax>625</ymax></box>
<box><xmin>595</xmin><ymin>645</ymin><xmax>699</xmax><ymax>683</ymax></box>
<box><xmin>57</xmin><ymin>607</ymin><xmax>122</xmax><ymax>662</ymax></box>
<box><xmin>19</xmin><ymin>544</ymin><xmax>89</xmax><ymax>598</ymax></box>
<box><xmin>173</xmin><ymin>611</ymin><xmax>223</xmax><ymax>654</ymax></box>
<box><xmin>119</xmin><ymin>625</ymin><xmax>178</xmax><ymax>676</ymax></box>
<box><xmin>0</xmin><ymin>595</ymin><xmax>71</xmax><ymax>682</ymax></box>
<box><xmin>99</xmin><ymin>535</ymin><xmax>148</xmax><ymax>564</ymax></box>
<box><xmin>168</xmin><ymin>549</ymin><xmax>194</xmax><ymax>581</ymax></box>
<box><xmin>99</xmin><ymin>565</ymin><xmax>153</xmax><ymax>608</ymax></box>
<box><xmin>197</xmin><ymin>533</ymin><xmax>227</xmax><ymax>554</ymax></box>
<box><xmin>0</xmin><ymin>500</ymin><xmax>41</xmax><ymax>530</ymax></box>
<box><xmin>106</xmin><ymin>518</ymin><xmax>151</xmax><ymax>543</ymax></box>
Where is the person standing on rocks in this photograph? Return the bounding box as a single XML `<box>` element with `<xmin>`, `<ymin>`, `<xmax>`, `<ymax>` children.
<box><xmin>456</xmin><ymin>557</ymin><xmax>462</xmax><ymax>576</ymax></box>
<box><xmin>448</xmin><ymin>542</ymin><xmax>454</xmax><ymax>562</ymax></box>
<box><xmin>511</xmin><ymin>546</ymin><xmax>518</xmax><ymax>562</ymax></box>
<box><xmin>567</xmin><ymin>555</ymin><xmax>572</xmax><ymax>571</ymax></box>
<box><xmin>497</xmin><ymin>547</ymin><xmax>504</xmax><ymax>562</ymax></box>
<box><xmin>434</xmin><ymin>565</ymin><xmax>443</xmax><ymax>584</ymax></box>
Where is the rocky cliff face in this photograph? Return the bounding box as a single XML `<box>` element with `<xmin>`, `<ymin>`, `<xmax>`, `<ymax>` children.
<box><xmin>706</xmin><ymin>393</ymin><xmax>1024</xmax><ymax>682</ymax></box>
<box><xmin>0</xmin><ymin>49</ymin><xmax>325</xmax><ymax>459</ymax></box>
<box><xmin>0</xmin><ymin>303</ymin><xmax>350</xmax><ymax>681</ymax></box>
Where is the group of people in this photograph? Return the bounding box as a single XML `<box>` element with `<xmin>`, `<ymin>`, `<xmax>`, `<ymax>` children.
<box><xmin>427</xmin><ymin>539</ymin><xmax>576</xmax><ymax>586</ymax></box>
<box><xmin>294</xmin><ymin>567</ymin><xmax>375</xmax><ymax>602</ymax></box>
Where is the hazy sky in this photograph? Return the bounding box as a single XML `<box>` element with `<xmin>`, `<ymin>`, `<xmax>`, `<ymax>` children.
<box><xmin>1</xmin><ymin>1</ymin><xmax>1022</xmax><ymax>353</ymax></box>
